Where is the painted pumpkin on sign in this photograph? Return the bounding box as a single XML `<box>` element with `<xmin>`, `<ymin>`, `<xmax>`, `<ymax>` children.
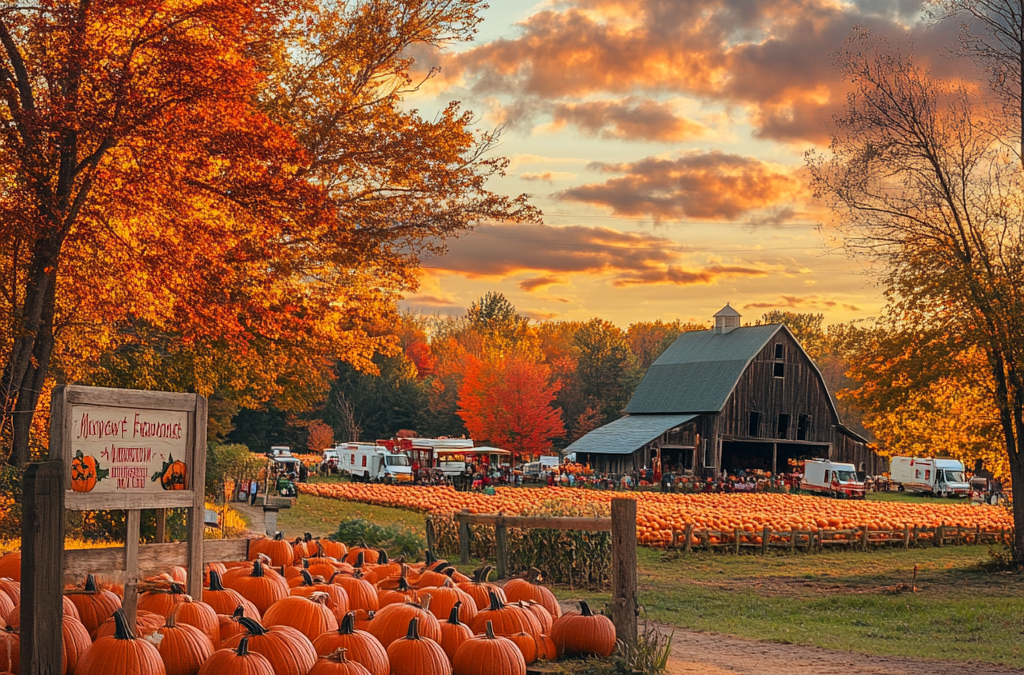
<box><xmin>152</xmin><ymin>455</ymin><xmax>187</xmax><ymax>490</ymax></box>
<box><xmin>71</xmin><ymin>450</ymin><xmax>108</xmax><ymax>493</ymax></box>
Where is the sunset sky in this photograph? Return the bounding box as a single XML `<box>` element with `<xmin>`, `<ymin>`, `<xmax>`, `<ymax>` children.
<box><xmin>399</xmin><ymin>0</ymin><xmax>955</xmax><ymax>327</ymax></box>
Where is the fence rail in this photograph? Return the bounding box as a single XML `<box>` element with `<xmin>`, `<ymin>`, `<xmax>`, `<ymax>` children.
<box><xmin>666</xmin><ymin>523</ymin><xmax>1012</xmax><ymax>554</ymax></box>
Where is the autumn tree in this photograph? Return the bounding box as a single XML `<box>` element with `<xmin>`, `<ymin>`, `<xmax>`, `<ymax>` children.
<box><xmin>457</xmin><ymin>351</ymin><xmax>564</xmax><ymax>461</ymax></box>
<box><xmin>626</xmin><ymin>319</ymin><xmax>705</xmax><ymax>370</ymax></box>
<box><xmin>0</xmin><ymin>0</ymin><xmax>536</xmax><ymax>463</ymax></box>
<box><xmin>305</xmin><ymin>421</ymin><xmax>334</xmax><ymax>452</ymax></box>
<box><xmin>808</xmin><ymin>28</ymin><xmax>1024</xmax><ymax>562</ymax></box>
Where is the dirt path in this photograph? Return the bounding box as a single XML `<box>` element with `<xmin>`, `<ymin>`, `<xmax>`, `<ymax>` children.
<box><xmin>232</xmin><ymin>502</ymin><xmax>269</xmax><ymax>536</ymax></box>
<box><xmin>663</xmin><ymin>627</ymin><xmax>1023</xmax><ymax>675</ymax></box>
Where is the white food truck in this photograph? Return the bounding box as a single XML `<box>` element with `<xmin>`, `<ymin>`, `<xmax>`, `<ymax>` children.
<box><xmin>889</xmin><ymin>457</ymin><xmax>970</xmax><ymax>497</ymax></box>
<box><xmin>334</xmin><ymin>443</ymin><xmax>413</xmax><ymax>482</ymax></box>
<box><xmin>800</xmin><ymin>459</ymin><xmax>866</xmax><ymax>499</ymax></box>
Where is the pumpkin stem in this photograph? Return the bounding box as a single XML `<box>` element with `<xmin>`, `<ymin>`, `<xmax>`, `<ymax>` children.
<box><xmin>487</xmin><ymin>590</ymin><xmax>503</xmax><ymax>611</ymax></box>
<box><xmin>236</xmin><ymin>637</ymin><xmax>252</xmax><ymax>656</ymax></box>
<box><xmin>208</xmin><ymin>570</ymin><xmax>226</xmax><ymax>592</ymax></box>
<box><xmin>396</xmin><ymin>577</ymin><xmax>410</xmax><ymax>592</ymax></box>
<box><xmin>328</xmin><ymin>648</ymin><xmax>350</xmax><ymax>663</ymax></box>
<box><xmin>251</xmin><ymin>560</ymin><xmax>265</xmax><ymax>578</ymax></box>
<box><xmin>442</xmin><ymin>567</ymin><xmax>455</xmax><ymax>578</ymax></box>
<box><xmin>112</xmin><ymin>609</ymin><xmax>137</xmax><ymax>641</ymax></box>
<box><xmin>425</xmin><ymin>550</ymin><xmax>436</xmax><ymax>566</ymax></box>
<box><xmin>405</xmin><ymin>617</ymin><xmax>420</xmax><ymax>640</ymax></box>
<box><xmin>304</xmin><ymin>532</ymin><xmax>313</xmax><ymax>542</ymax></box>
<box><xmin>169</xmin><ymin>582</ymin><xmax>185</xmax><ymax>594</ymax></box>
<box><xmin>84</xmin><ymin>574</ymin><xmax>98</xmax><ymax>593</ymax></box>
<box><xmin>527</xmin><ymin>567</ymin><xmax>543</xmax><ymax>584</ymax></box>
<box><xmin>579</xmin><ymin>600</ymin><xmax>593</xmax><ymax>617</ymax></box>
<box><xmin>317</xmin><ymin>541</ymin><xmax>326</xmax><ymax>558</ymax></box>
<box><xmin>447</xmin><ymin>601</ymin><xmax>462</xmax><ymax>626</ymax></box>
<box><xmin>302</xmin><ymin>559</ymin><xmax>311</xmax><ymax>569</ymax></box>
<box><xmin>165</xmin><ymin>610</ymin><xmax>178</xmax><ymax>628</ymax></box>
<box><xmin>354</xmin><ymin>551</ymin><xmax>364</xmax><ymax>568</ymax></box>
<box><xmin>237</xmin><ymin>615</ymin><xmax>269</xmax><ymax>636</ymax></box>
<box><xmin>377</xmin><ymin>549</ymin><xmax>389</xmax><ymax>565</ymax></box>
<box><xmin>300</xmin><ymin>570</ymin><xmax>315</xmax><ymax>586</ymax></box>
<box><xmin>339</xmin><ymin>612</ymin><xmax>356</xmax><ymax>635</ymax></box>
<box><xmin>485</xmin><ymin>620</ymin><xmax>496</xmax><ymax>640</ymax></box>
<box><xmin>232</xmin><ymin>606</ymin><xmax>245</xmax><ymax>619</ymax></box>
<box><xmin>273</xmin><ymin>531</ymin><xmax>284</xmax><ymax>541</ymax></box>
<box><xmin>328</xmin><ymin>571</ymin><xmax>341</xmax><ymax>584</ymax></box>
<box><xmin>434</xmin><ymin>561</ymin><xmax>450</xmax><ymax>573</ymax></box>
<box><xmin>310</xmin><ymin>592</ymin><xmax>330</xmax><ymax>606</ymax></box>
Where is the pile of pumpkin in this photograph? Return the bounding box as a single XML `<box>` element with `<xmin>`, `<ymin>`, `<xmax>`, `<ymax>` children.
<box><xmin>0</xmin><ymin>534</ymin><xmax>615</xmax><ymax>675</ymax></box>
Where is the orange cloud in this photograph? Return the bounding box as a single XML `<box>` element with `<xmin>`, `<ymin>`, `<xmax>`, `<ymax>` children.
<box><xmin>558</xmin><ymin>151</ymin><xmax>805</xmax><ymax>221</ymax></box>
<box><xmin>743</xmin><ymin>295</ymin><xmax>861</xmax><ymax>311</ymax></box>
<box><xmin>612</xmin><ymin>264</ymin><xmax>770</xmax><ymax>287</ymax></box>
<box><xmin>520</xmin><ymin>171</ymin><xmax>578</xmax><ymax>182</ymax></box>
<box><xmin>519</xmin><ymin>275</ymin><xmax>567</xmax><ymax>292</ymax></box>
<box><xmin>552</xmin><ymin>98</ymin><xmax>707</xmax><ymax>142</ymax></box>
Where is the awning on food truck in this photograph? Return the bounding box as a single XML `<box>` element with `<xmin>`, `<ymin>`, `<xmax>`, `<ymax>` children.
<box><xmin>469</xmin><ymin>446</ymin><xmax>511</xmax><ymax>456</ymax></box>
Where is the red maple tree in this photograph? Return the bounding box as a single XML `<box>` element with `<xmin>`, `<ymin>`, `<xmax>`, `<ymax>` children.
<box><xmin>457</xmin><ymin>353</ymin><xmax>564</xmax><ymax>462</ymax></box>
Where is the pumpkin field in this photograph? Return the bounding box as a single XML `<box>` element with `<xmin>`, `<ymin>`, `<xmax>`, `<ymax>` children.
<box><xmin>298</xmin><ymin>483</ymin><xmax>1013</xmax><ymax>547</ymax></box>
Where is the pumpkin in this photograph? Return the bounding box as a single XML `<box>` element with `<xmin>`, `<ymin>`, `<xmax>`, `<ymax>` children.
<box><xmin>456</xmin><ymin>567</ymin><xmax>504</xmax><ymax>611</ymax></box>
<box><xmin>170</xmin><ymin>597</ymin><xmax>221</xmax><ymax>645</ymax></box>
<box><xmin>94</xmin><ymin>610</ymin><xmax>164</xmax><ymax>640</ymax></box>
<box><xmin>0</xmin><ymin>554</ymin><xmax>20</xmax><ymax>582</ymax></box>
<box><xmin>262</xmin><ymin>593</ymin><xmax>339</xmax><ymax>641</ymax></box>
<box><xmin>506</xmin><ymin>632</ymin><xmax>537</xmax><ymax>665</ymax></box>
<box><xmin>5</xmin><ymin>597</ymin><xmax>80</xmax><ymax>629</ymax></box>
<box><xmin>153</xmin><ymin>455</ymin><xmax>188</xmax><ymax>490</ymax></box>
<box><xmin>156</xmin><ymin>612</ymin><xmax>215</xmax><ymax>675</ymax></box>
<box><xmin>514</xmin><ymin>601</ymin><xmax>552</xmax><ymax>635</ymax></box>
<box><xmin>503</xmin><ymin>568</ymin><xmax>560</xmax><ymax>619</ymax></box>
<box><xmin>226</xmin><ymin>561</ymin><xmax>289</xmax><ymax>615</ymax></box>
<box><xmin>550</xmin><ymin>600</ymin><xmax>615</xmax><ymax>657</ymax></box>
<box><xmin>416</xmin><ymin>580</ymin><xmax>477</xmax><ymax>625</ymax></box>
<box><xmin>469</xmin><ymin>591</ymin><xmax>536</xmax><ymax>639</ymax></box>
<box><xmin>451</xmin><ymin>620</ymin><xmax>525</xmax><ymax>675</ymax></box>
<box><xmin>248</xmin><ymin>533</ymin><xmax>295</xmax><ymax>568</ymax></box>
<box><xmin>385</xmin><ymin>618</ymin><xmax>450</xmax><ymax>675</ymax></box>
<box><xmin>61</xmin><ymin>613</ymin><xmax>93</xmax><ymax>675</ymax></box>
<box><xmin>204</xmin><ymin>562</ymin><xmax>228</xmax><ymax>587</ymax></box>
<box><xmin>205</xmin><ymin>571</ymin><xmax>261</xmax><ymax>620</ymax></box>
<box><xmin>438</xmin><ymin>602</ymin><xmax>473</xmax><ymax>662</ymax></box>
<box><xmin>220</xmin><ymin>615</ymin><xmax>317</xmax><ymax>675</ymax></box>
<box><xmin>376</xmin><ymin>578</ymin><xmax>417</xmax><ymax>608</ymax></box>
<box><xmin>536</xmin><ymin>634</ymin><xmax>557</xmax><ymax>661</ymax></box>
<box><xmin>0</xmin><ymin>578</ymin><xmax>20</xmax><ymax>606</ymax></box>
<box><xmin>76</xmin><ymin>609</ymin><xmax>165</xmax><ymax>675</ymax></box>
<box><xmin>312</xmin><ymin>612</ymin><xmax>388</xmax><ymax>675</ymax></box>
<box><xmin>71</xmin><ymin>450</ymin><xmax>108</xmax><ymax>493</ymax></box>
<box><xmin>0</xmin><ymin>626</ymin><xmax>18</xmax><ymax>674</ymax></box>
<box><xmin>291</xmin><ymin>571</ymin><xmax>350</xmax><ymax>621</ymax></box>
<box><xmin>0</xmin><ymin>595</ymin><xmax>14</xmax><ymax>628</ymax></box>
<box><xmin>366</xmin><ymin>598</ymin><xmax>441</xmax><ymax>649</ymax></box>
<box><xmin>138</xmin><ymin>582</ymin><xmax>190</xmax><ymax>617</ymax></box>
<box><xmin>352</xmin><ymin>610</ymin><xmax>374</xmax><ymax>632</ymax></box>
<box><xmin>65</xmin><ymin>574</ymin><xmax>122</xmax><ymax>636</ymax></box>
<box><xmin>345</xmin><ymin>547</ymin><xmax>379</xmax><ymax>566</ymax></box>
<box><xmin>318</xmin><ymin>539</ymin><xmax>348</xmax><ymax>561</ymax></box>
<box><xmin>198</xmin><ymin>637</ymin><xmax>274</xmax><ymax>675</ymax></box>
<box><xmin>309</xmin><ymin>648</ymin><xmax>373</xmax><ymax>675</ymax></box>
<box><xmin>333</xmin><ymin>573</ymin><xmax>378</xmax><ymax>613</ymax></box>
<box><xmin>217</xmin><ymin>606</ymin><xmax>257</xmax><ymax>647</ymax></box>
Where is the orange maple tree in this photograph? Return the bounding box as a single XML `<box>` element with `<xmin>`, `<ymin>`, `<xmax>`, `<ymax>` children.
<box><xmin>457</xmin><ymin>352</ymin><xmax>564</xmax><ymax>461</ymax></box>
<box><xmin>0</xmin><ymin>0</ymin><xmax>536</xmax><ymax>463</ymax></box>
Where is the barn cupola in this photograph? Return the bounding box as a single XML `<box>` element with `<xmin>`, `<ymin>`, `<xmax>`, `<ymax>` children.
<box><xmin>713</xmin><ymin>303</ymin><xmax>741</xmax><ymax>334</ymax></box>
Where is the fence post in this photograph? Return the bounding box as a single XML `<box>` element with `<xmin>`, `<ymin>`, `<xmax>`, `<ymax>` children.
<box><xmin>21</xmin><ymin>461</ymin><xmax>65</xmax><ymax>675</ymax></box>
<box><xmin>903</xmin><ymin>525</ymin><xmax>910</xmax><ymax>550</ymax></box>
<box><xmin>425</xmin><ymin>518</ymin><xmax>436</xmax><ymax>556</ymax></box>
<box><xmin>860</xmin><ymin>526</ymin><xmax>869</xmax><ymax>552</ymax></box>
<box><xmin>761</xmin><ymin>526</ymin><xmax>770</xmax><ymax>554</ymax></box>
<box><xmin>733</xmin><ymin>528</ymin><xmax>741</xmax><ymax>555</ymax></box>
<box><xmin>684</xmin><ymin>524</ymin><xmax>693</xmax><ymax>554</ymax></box>
<box><xmin>495</xmin><ymin>522</ymin><xmax>508</xmax><ymax>579</ymax></box>
<box><xmin>458</xmin><ymin>510</ymin><xmax>471</xmax><ymax>565</ymax></box>
<box><xmin>611</xmin><ymin>498</ymin><xmax>637</xmax><ymax>650</ymax></box>
<box><xmin>937</xmin><ymin>523</ymin><xmax>945</xmax><ymax>547</ymax></box>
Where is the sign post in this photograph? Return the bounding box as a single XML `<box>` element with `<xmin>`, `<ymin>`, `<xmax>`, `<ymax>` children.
<box><xmin>23</xmin><ymin>385</ymin><xmax>207</xmax><ymax>656</ymax></box>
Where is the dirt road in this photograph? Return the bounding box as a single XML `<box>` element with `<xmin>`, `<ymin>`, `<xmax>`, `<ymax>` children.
<box><xmin>665</xmin><ymin>628</ymin><xmax>1023</xmax><ymax>675</ymax></box>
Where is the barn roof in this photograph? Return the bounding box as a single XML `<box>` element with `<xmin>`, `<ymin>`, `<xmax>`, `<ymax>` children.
<box><xmin>563</xmin><ymin>414</ymin><xmax>698</xmax><ymax>457</ymax></box>
<box><xmin>625</xmin><ymin>324</ymin><xmax>784</xmax><ymax>414</ymax></box>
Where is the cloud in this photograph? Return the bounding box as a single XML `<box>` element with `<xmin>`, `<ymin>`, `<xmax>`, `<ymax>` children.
<box><xmin>523</xmin><ymin>310</ymin><xmax>561</xmax><ymax>320</ymax></box>
<box><xmin>557</xmin><ymin>150</ymin><xmax>806</xmax><ymax>221</ymax></box>
<box><xmin>612</xmin><ymin>264</ymin><xmax>771</xmax><ymax>287</ymax></box>
<box><xmin>446</xmin><ymin>0</ymin><xmax>943</xmax><ymax>143</ymax></box>
<box><xmin>519</xmin><ymin>275</ymin><xmax>567</xmax><ymax>292</ymax></box>
<box><xmin>520</xmin><ymin>171</ymin><xmax>578</xmax><ymax>182</ymax></box>
<box><xmin>742</xmin><ymin>295</ymin><xmax>862</xmax><ymax>311</ymax></box>
<box><xmin>551</xmin><ymin>98</ymin><xmax>707</xmax><ymax>141</ymax></box>
<box><xmin>401</xmin><ymin>294</ymin><xmax>461</xmax><ymax>308</ymax></box>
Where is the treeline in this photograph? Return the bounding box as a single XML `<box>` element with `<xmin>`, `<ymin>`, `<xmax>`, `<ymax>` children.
<box><xmin>222</xmin><ymin>293</ymin><xmax>1010</xmax><ymax>480</ymax></box>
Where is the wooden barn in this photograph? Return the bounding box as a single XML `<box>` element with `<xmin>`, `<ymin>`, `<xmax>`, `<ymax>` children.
<box><xmin>565</xmin><ymin>304</ymin><xmax>881</xmax><ymax>477</ymax></box>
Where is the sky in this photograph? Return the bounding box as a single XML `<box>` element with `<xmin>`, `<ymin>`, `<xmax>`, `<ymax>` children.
<box><xmin>398</xmin><ymin>0</ymin><xmax>952</xmax><ymax>328</ymax></box>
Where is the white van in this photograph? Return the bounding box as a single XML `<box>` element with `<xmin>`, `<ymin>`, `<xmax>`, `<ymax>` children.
<box><xmin>800</xmin><ymin>459</ymin><xmax>866</xmax><ymax>499</ymax></box>
<box><xmin>889</xmin><ymin>457</ymin><xmax>969</xmax><ymax>497</ymax></box>
<box><xmin>335</xmin><ymin>443</ymin><xmax>413</xmax><ymax>482</ymax></box>
<box><xmin>523</xmin><ymin>456</ymin><xmax>560</xmax><ymax>479</ymax></box>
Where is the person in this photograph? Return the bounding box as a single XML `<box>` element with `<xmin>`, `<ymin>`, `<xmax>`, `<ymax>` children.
<box><xmin>298</xmin><ymin>462</ymin><xmax>308</xmax><ymax>483</ymax></box>
<box><xmin>546</xmin><ymin>471</ymin><xmax>555</xmax><ymax>487</ymax></box>
<box><xmin>249</xmin><ymin>479</ymin><xmax>259</xmax><ymax>506</ymax></box>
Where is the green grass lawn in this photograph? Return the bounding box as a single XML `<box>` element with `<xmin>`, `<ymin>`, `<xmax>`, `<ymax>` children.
<box><xmin>285</xmin><ymin>493</ymin><xmax>1023</xmax><ymax>667</ymax></box>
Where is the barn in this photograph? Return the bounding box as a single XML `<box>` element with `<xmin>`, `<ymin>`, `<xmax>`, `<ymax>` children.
<box><xmin>564</xmin><ymin>304</ymin><xmax>881</xmax><ymax>477</ymax></box>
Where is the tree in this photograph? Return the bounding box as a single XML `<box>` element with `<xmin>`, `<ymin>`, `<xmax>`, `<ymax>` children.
<box><xmin>325</xmin><ymin>353</ymin><xmax>428</xmax><ymax>442</ymax></box>
<box><xmin>306</xmin><ymin>420</ymin><xmax>334</xmax><ymax>452</ymax></box>
<box><xmin>808</xmin><ymin>29</ymin><xmax>1024</xmax><ymax>563</ymax></box>
<box><xmin>0</xmin><ymin>0</ymin><xmax>537</xmax><ymax>464</ymax></box>
<box><xmin>757</xmin><ymin>312</ymin><xmax>827</xmax><ymax>361</ymax></box>
<box><xmin>626</xmin><ymin>320</ymin><xmax>705</xmax><ymax>370</ymax></box>
<box><xmin>457</xmin><ymin>352</ymin><xmax>564</xmax><ymax>461</ymax></box>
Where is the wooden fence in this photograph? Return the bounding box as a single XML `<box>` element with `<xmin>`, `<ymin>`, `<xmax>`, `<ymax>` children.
<box><xmin>666</xmin><ymin>523</ymin><xmax>1013</xmax><ymax>554</ymax></box>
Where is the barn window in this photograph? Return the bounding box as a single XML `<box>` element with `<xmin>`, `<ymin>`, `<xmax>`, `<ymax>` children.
<box><xmin>774</xmin><ymin>343</ymin><xmax>784</xmax><ymax>359</ymax></box>
<box><xmin>748</xmin><ymin>411</ymin><xmax>762</xmax><ymax>437</ymax></box>
<box><xmin>773</xmin><ymin>362</ymin><xmax>785</xmax><ymax>378</ymax></box>
<box><xmin>797</xmin><ymin>414</ymin><xmax>809</xmax><ymax>440</ymax></box>
<box><xmin>777</xmin><ymin>414</ymin><xmax>790</xmax><ymax>439</ymax></box>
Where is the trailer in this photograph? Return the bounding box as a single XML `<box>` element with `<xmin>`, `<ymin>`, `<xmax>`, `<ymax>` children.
<box><xmin>800</xmin><ymin>459</ymin><xmax>866</xmax><ymax>499</ymax></box>
<box><xmin>889</xmin><ymin>457</ymin><xmax>970</xmax><ymax>497</ymax></box>
<box><xmin>334</xmin><ymin>443</ymin><xmax>413</xmax><ymax>482</ymax></box>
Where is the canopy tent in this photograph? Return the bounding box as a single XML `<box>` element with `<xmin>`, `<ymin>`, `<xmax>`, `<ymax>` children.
<box><xmin>470</xmin><ymin>446</ymin><xmax>511</xmax><ymax>456</ymax></box>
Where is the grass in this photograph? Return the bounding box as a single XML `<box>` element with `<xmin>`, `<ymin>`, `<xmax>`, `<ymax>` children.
<box><xmin>282</xmin><ymin>493</ymin><xmax>1023</xmax><ymax>667</ymax></box>
<box><xmin>866</xmin><ymin>491</ymin><xmax>969</xmax><ymax>505</ymax></box>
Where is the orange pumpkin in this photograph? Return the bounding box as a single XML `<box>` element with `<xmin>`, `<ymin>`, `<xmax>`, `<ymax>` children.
<box><xmin>156</xmin><ymin>612</ymin><xmax>215</xmax><ymax>675</ymax></box>
<box><xmin>262</xmin><ymin>593</ymin><xmax>338</xmax><ymax>642</ymax></box>
<box><xmin>312</xmin><ymin>612</ymin><xmax>388</xmax><ymax>675</ymax></box>
<box><xmin>384</xmin><ymin>618</ymin><xmax>450</xmax><ymax>675</ymax></box>
<box><xmin>451</xmin><ymin>620</ymin><xmax>525</xmax><ymax>675</ymax></box>
<box><xmin>309</xmin><ymin>648</ymin><xmax>373</xmax><ymax>675</ymax></box>
<box><xmin>367</xmin><ymin>599</ymin><xmax>441</xmax><ymax>649</ymax></box>
<box><xmin>438</xmin><ymin>602</ymin><xmax>473</xmax><ymax>662</ymax></box>
<box><xmin>550</xmin><ymin>600</ymin><xmax>615</xmax><ymax>657</ymax></box>
<box><xmin>65</xmin><ymin>574</ymin><xmax>122</xmax><ymax>637</ymax></box>
<box><xmin>70</xmin><ymin>450</ymin><xmax>108</xmax><ymax>493</ymax></box>
<box><xmin>503</xmin><ymin>569</ymin><xmax>560</xmax><ymax>619</ymax></box>
<box><xmin>220</xmin><ymin>615</ymin><xmax>317</xmax><ymax>675</ymax></box>
<box><xmin>75</xmin><ymin>609</ymin><xmax>165</xmax><ymax>675</ymax></box>
<box><xmin>153</xmin><ymin>455</ymin><xmax>188</xmax><ymax>490</ymax></box>
<box><xmin>198</xmin><ymin>637</ymin><xmax>274</xmax><ymax>675</ymax></box>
